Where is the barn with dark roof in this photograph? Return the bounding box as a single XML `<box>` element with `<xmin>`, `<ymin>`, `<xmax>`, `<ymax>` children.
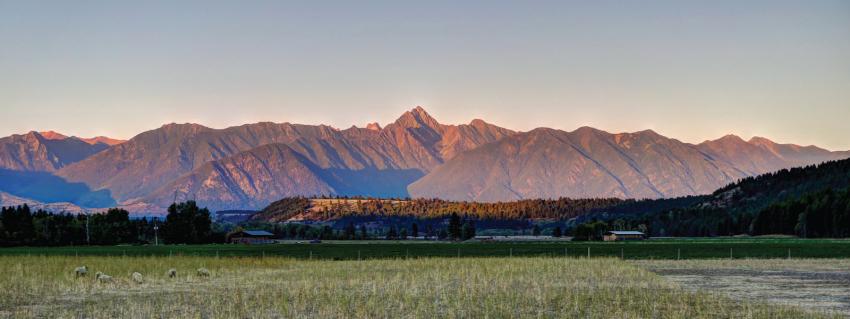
<box><xmin>230</xmin><ymin>230</ymin><xmax>275</xmax><ymax>244</ymax></box>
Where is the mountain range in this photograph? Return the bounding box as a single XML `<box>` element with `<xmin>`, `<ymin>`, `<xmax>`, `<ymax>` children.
<box><xmin>0</xmin><ymin>107</ymin><xmax>847</xmax><ymax>214</ymax></box>
<box><xmin>409</xmin><ymin>127</ymin><xmax>850</xmax><ymax>201</ymax></box>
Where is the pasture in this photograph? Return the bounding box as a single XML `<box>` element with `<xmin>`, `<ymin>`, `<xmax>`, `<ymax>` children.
<box><xmin>0</xmin><ymin>255</ymin><xmax>839</xmax><ymax>318</ymax></box>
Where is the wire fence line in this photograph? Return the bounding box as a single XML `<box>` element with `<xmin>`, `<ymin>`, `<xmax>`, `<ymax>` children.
<box><xmin>21</xmin><ymin>243</ymin><xmax>846</xmax><ymax>260</ymax></box>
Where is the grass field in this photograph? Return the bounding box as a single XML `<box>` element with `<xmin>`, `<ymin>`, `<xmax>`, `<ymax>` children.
<box><xmin>0</xmin><ymin>255</ymin><xmax>838</xmax><ymax>318</ymax></box>
<box><xmin>2</xmin><ymin>238</ymin><xmax>849</xmax><ymax>260</ymax></box>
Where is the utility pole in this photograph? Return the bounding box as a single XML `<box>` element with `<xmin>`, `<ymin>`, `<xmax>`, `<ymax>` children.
<box><xmin>153</xmin><ymin>218</ymin><xmax>160</xmax><ymax>246</ymax></box>
<box><xmin>85</xmin><ymin>210</ymin><xmax>90</xmax><ymax>245</ymax></box>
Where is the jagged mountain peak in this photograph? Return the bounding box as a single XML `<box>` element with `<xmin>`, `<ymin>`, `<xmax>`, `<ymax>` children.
<box><xmin>411</xmin><ymin>105</ymin><xmax>429</xmax><ymax>115</ymax></box>
<box><xmin>38</xmin><ymin>131</ymin><xmax>69</xmax><ymax>140</ymax></box>
<box><xmin>715</xmin><ymin>134</ymin><xmax>747</xmax><ymax>143</ymax></box>
<box><xmin>634</xmin><ymin>129</ymin><xmax>662</xmax><ymax>137</ymax></box>
<box><xmin>20</xmin><ymin>131</ymin><xmax>43</xmax><ymax>141</ymax></box>
<box><xmin>366</xmin><ymin>122</ymin><xmax>382</xmax><ymax>131</ymax></box>
<box><xmin>748</xmin><ymin>136</ymin><xmax>775</xmax><ymax>145</ymax></box>
<box><xmin>159</xmin><ymin>122</ymin><xmax>211</xmax><ymax>131</ymax></box>
<box><xmin>571</xmin><ymin>126</ymin><xmax>603</xmax><ymax>134</ymax></box>
<box><xmin>79</xmin><ymin>136</ymin><xmax>125</xmax><ymax>146</ymax></box>
<box><xmin>393</xmin><ymin>106</ymin><xmax>441</xmax><ymax>130</ymax></box>
<box><xmin>468</xmin><ymin>118</ymin><xmax>488</xmax><ymax>127</ymax></box>
<box><xmin>34</xmin><ymin>131</ymin><xmax>125</xmax><ymax>146</ymax></box>
<box><xmin>525</xmin><ymin>127</ymin><xmax>563</xmax><ymax>136</ymax></box>
<box><xmin>699</xmin><ymin>134</ymin><xmax>752</xmax><ymax>150</ymax></box>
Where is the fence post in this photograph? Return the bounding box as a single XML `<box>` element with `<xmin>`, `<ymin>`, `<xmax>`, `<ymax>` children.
<box><xmin>729</xmin><ymin>248</ymin><xmax>733</xmax><ymax>260</ymax></box>
<box><xmin>565</xmin><ymin>247</ymin><xmax>568</xmax><ymax>258</ymax></box>
<box><xmin>677</xmin><ymin>248</ymin><xmax>681</xmax><ymax>260</ymax></box>
<box><xmin>358</xmin><ymin>250</ymin><xmax>361</xmax><ymax>261</ymax></box>
<box><xmin>457</xmin><ymin>248</ymin><xmax>460</xmax><ymax>258</ymax></box>
<box><xmin>587</xmin><ymin>247</ymin><xmax>590</xmax><ymax>258</ymax></box>
<box><xmin>309</xmin><ymin>251</ymin><xmax>313</xmax><ymax>260</ymax></box>
<box><xmin>406</xmin><ymin>249</ymin><xmax>409</xmax><ymax>260</ymax></box>
<box><xmin>787</xmin><ymin>248</ymin><xmax>791</xmax><ymax>259</ymax></box>
<box><xmin>621</xmin><ymin>248</ymin><xmax>624</xmax><ymax>259</ymax></box>
<box><xmin>509</xmin><ymin>248</ymin><xmax>513</xmax><ymax>257</ymax></box>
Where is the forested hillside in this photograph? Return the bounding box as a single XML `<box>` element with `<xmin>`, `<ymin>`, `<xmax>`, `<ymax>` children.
<box><xmin>579</xmin><ymin>159</ymin><xmax>850</xmax><ymax>237</ymax></box>
<box><xmin>252</xmin><ymin>196</ymin><xmax>626</xmax><ymax>222</ymax></box>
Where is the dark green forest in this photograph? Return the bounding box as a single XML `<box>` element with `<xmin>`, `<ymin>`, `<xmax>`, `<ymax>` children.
<box><xmin>576</xmin><ymin>159</ymin><xmax>850</xmax><ymax>238</ymax></box>
<box><xmin>0</xmin><ymin>205</ymin><xmax>154</xmax><ymax>246</ymax></box>
<box><xmin>0</xmin><ymin>201</ymin><xmax>221</xmax><ymax>246</ymax></box>
<box><xmin>751</xmin><ymin>187</ymin><xmax>850</xmax><ymax>238</ymax></box>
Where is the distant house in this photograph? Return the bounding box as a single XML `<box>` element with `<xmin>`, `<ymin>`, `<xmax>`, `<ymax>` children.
<box><xmin>230</xmin><ymin>230</ymin><xmax>275</xmax><ymax>244</ymax></box>
<box><xmin>603</xmin><ymin>231</ymin><xmax>646</xmax><ymax>241</ymax></box>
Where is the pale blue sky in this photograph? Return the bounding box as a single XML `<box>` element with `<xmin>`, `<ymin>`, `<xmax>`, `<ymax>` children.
<box><xmin>1</xmin><ymin>0</ymin><xmax>848</xmax><ymax>149</ymax></box>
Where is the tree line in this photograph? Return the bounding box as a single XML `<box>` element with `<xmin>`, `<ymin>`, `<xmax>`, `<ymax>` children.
<box><xmin>751</xmin><ymin>187</ymin><xmax>850</xmax><ymax>238</ymax></box>
<box><xmin>0</xmin><ymin>201</ymin><xmax>221</xmax><ymax>246</ymax></box>
<box><xmin>234</xmin><ymin>212</ymin><xmax>478</xmax><ymax>241</ymax></box>
<box><xmin>0</xmin><ymin>205</ymin><xmax>151</xmax><ymax>246</ymax></box>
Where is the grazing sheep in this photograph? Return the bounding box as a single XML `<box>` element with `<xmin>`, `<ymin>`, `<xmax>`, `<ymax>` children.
<box><xmin>167</xmin><ymin>268</ymin><xmax>177</xmax><ymax>278</ymax></box>
<box><xmin>74</xmin><ymin>266</ymin><xmax>88</xmax><ymax>277</ymax></box>
<box><xmin>196</xmin><ymin>268</ymin><xmax>210</xmax><ymax>277</ymax></box>
<box><xmin>95</xmin><ymin>271</ymin><xmax>113</xmax><ymax>283</ymax></box>
<box><xmin>131</xmin><ymin>272</ymin><xmax>144</xmax><ymax>284</ymax></box>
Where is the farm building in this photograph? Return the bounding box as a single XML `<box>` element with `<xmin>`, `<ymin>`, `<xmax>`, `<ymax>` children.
<box><xmin>603</xmin><ymin>231</ymin><xmax>646</xmax><ymax>241</ymax></box>
<box><xmin>230</xmin><ymin>230</ymin><xmax>275</xmax><ymax>244</ymax></box>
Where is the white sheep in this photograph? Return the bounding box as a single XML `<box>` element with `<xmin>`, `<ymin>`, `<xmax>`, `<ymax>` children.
<box><xmin>196</xmin><ymin>268</ymin><xmax>210</xmax><ymax>277</ymax></box>
<box><xmin>167</xmin><ymin>268</ymin><xmax>177</xmax><ymax>278</ymax></box>
<box><xmin>131</xmin><ymin>272</ymin><xmax>143</xmax><ymax>284</ymax></box>
<box><xmin>95</xmin><ymin>271</ymin><xmax>113</xmax><ymax>283</ymax></box>
<box><xmin>74</xmin><ymin>266</ymin><xmax>88</xmax><ymax>277</ymax></box>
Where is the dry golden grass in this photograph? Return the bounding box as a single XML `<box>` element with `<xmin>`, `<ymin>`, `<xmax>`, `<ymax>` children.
<box><xmin>308</xmin><ymin>198</ymin><xmax>409</xmax><ymax>212</ymax></box>
<box><xmin>0</xmin><ymin>256</ymin><xmax>835</xmax><ymax>318</ymax></box>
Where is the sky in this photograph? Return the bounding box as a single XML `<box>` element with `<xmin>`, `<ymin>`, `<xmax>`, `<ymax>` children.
<box><xmin>1</xmin><ymin>0</ymin><xmax>849</xmax><ymax>150</ymax></box>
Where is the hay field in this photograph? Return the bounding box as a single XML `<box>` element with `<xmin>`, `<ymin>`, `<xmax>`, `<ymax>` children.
<box><xmin>0</xmin><ymin>256</ymin><xmax>835</xmax><ymax>318</ymax></box>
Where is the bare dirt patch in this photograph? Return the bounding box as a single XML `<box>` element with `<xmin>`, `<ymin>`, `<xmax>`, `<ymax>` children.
<box><xmin>636</xmin><ymin>259</ymin><xmax>850</xmax><ymax>317</ymax></box>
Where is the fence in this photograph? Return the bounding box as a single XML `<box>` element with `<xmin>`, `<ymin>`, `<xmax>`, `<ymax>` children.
<box><xmin>3</xmin><ymin>241</ymin><xmax>849</xmax><ymax>260</ymax></box>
